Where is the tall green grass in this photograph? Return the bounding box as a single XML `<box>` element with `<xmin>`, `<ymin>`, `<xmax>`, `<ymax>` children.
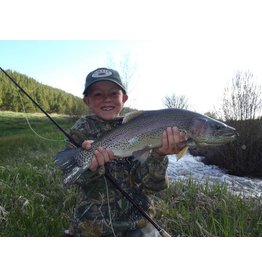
<box><xmin>156</xmin><ymin>181</ymin><xmax>262</xmax><ymax>236</ymax></box>
<box><xmin>1</xmin><ymin>111</ymin><xmax>262</xmax><ymax>236</ymax></box>
<box><xmin>0</xmin><ymin>111</ymin><xmax>77</xmax><ymax>236</ymax></box>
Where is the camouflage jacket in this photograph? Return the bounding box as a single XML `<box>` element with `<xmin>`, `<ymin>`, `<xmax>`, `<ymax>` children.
<box><xmin>65</xmin><ymin>115</ymin><xmax>169</xmax><ymax>236</ymax></box>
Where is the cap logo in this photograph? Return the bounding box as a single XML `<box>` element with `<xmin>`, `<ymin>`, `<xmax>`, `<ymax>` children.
<box><xmin>92</xmin><ymin>69</ymin><xmax>113</xmax><ymax>78</ymax></box>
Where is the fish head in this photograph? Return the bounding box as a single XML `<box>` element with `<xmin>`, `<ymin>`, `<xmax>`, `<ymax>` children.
<box><xmin>189</xmin><ymin>116</ymin><xmax>239</xmax><ymax>146</ymax></box>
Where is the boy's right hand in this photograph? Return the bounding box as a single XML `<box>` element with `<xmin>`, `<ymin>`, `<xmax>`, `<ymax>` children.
<box><xmin>82</xmin><ymin>140</ymin><xmax>115</xmax><ymax>172</ymax></box>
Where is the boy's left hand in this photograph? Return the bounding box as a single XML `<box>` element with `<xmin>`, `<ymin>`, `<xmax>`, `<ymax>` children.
<box><xmin>82</xmin><ymin>140</ymin><xmax>115</xmax><ymax>171</ymax></box>
<box><xmin>153</xmin><ymin>127</ymin><xmax>186</xmax><ymax>156</ymax></box>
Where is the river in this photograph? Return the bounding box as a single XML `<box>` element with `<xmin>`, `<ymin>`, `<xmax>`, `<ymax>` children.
<box><xmin>167</xmin><ymin>154</ymin><xmax>262</xmax><ymax>197</ymax></box>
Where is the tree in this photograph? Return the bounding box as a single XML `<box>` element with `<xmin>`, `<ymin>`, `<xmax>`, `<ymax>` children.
<box><xmin>222</xmin><ymin>71</ymin><xmax>262</xmax><ymax>120</ymax></box>
<box><xmin>163</xmin><ymin>94</ymin><xmax>189</xmax><ymax>109</ymax></box>
<box><xmin>107</xmin><ymin>52</ymin><xmax>136</xmax><ymax>92</ymax></box>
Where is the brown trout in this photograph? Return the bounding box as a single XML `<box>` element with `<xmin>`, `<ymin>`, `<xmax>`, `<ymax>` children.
<box><xmin>54</xmin><ymin>108</ymin><xmax>238</xmax><ymax>187</ymax></box>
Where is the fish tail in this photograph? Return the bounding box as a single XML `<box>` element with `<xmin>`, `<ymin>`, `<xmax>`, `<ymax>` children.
<box><xmin>54</xmin><ymin>149</ymin><xmax>90</xmax><ymax>187</ymax></box>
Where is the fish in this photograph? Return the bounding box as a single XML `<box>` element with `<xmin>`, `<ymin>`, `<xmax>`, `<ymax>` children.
<box><xmin>54</xmin><ymin>108</ymin><xmax>238</xmax><ymax>187</ymax></box>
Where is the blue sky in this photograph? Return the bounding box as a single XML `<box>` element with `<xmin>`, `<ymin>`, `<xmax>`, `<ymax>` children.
<box><xmin>0</xmin><ymin>40</ymin><xmax>140</xmax><ymax>74</ymax></box>
<box><xmin>0</xmin><ymin>40</ymin><xmax>142</xmax><ymax>87</ymax></box>
<box><xmin>0</xmin><ymin>40</ymin><xmax>146</xmax><ymax>103</ymax></box>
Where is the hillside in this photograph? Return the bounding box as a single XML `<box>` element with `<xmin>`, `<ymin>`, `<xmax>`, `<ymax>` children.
<box><xmin>0</xmin><ymin>69</ymin><xmax>88</xmax><ymax>115</ymax></box>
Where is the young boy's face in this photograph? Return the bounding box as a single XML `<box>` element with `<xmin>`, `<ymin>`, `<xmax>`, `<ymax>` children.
<box><xmin>83</xmin><ymin>81</ymin><xmax>128</xmax><ymax>121</ymax></box>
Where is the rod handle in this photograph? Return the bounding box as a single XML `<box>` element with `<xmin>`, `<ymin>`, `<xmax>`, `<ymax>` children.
<box><xmin>159</xmin><ymin>229</ymin><xmax>172</xmax><ymax>237</ymax></box>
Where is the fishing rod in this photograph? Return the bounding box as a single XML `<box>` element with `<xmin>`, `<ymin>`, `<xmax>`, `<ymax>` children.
<box><xmin>0</xmin><ymin>67</ymin><xmax>171</xmax><ymax>237</ymax></box>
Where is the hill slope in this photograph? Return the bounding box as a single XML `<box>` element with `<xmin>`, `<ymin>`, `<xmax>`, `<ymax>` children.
<box><xmin>0</xmin><ymin>69</ymin><xmax>88</xmax><ymax>115</ymax></box>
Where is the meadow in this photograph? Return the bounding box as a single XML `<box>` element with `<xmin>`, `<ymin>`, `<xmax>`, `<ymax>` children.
<box><xmin>1</xmin><ymin>111</ymin><xmax>262</xmax><ymax>236</ymax></box>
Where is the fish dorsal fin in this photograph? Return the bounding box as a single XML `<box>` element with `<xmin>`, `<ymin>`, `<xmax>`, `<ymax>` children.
<box><xmin>123</xmin><ymin>111</ymin><xmax>145</xmax><ymax>124</ymax></box>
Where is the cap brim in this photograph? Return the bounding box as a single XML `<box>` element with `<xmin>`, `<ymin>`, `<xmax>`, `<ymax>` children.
<box><xmin>83</xmin><ymin>79</ymin><xmax>126</xmax><ymax>95</ymax></box>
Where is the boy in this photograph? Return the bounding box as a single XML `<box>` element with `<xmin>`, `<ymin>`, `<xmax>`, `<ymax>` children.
<box><xmin>64</xmin><ymin>67</ymin><xmax>185</xmax><ymax>236</ymax></box>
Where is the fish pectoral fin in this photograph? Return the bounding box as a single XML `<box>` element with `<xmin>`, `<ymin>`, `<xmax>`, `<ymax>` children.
<box><xmin>133</xmin><ymin>147</ymin><xmax>151</xmax><ymax>163</ymax></box>
<box><xmin>176</xmin><ymin>146</ymin><xmax>189</xmax><ymax>160</ymax></box>
<box><xmin>123</xmin><ymin>110</ymin><xmax>145</xmax><ymax>123</ymax></box>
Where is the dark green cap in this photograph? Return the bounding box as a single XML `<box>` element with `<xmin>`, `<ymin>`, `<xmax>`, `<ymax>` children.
<box><xmin>83</xmin><ymin>67</ymin><xmax>126</xmax><ymax>95</ymax></box>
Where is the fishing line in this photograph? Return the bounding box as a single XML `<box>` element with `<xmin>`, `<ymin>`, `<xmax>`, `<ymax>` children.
<box><xmin>104</xmin><ymin>175</ymin><xmax>116</xmax><ymax>237</ymax></box>
<box><xmin>17</xmin><ymin>91</ymin><xmax>65</xmax><ymax>143</ymax></box>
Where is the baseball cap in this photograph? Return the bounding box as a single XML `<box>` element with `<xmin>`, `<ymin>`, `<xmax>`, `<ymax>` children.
<box><xmin>83</xmin><ymin>67</ymin><xmax>127</xmax><ymax>95</ymax></box>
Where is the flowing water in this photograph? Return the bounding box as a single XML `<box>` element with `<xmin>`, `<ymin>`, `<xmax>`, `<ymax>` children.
<box><xmin>167</xmin><ymin>154</ymin><xmax>262</xmax><ymax>197</ymax></box>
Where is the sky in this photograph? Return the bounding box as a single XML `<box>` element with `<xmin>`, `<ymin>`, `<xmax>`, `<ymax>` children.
<box><xmin>1</xmin><ymin>0</ymin><xmax>262</xmax><ymax>115</ymax></box>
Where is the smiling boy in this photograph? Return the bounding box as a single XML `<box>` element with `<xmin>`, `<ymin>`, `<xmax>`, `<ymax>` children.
<box><xmin>63</xmin><ymin>67</ymin><xmax>185</xmax><ymax>236</ymax></box>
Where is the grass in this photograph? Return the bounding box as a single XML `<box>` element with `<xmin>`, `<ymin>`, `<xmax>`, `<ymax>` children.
<box><xmin>1</xmin><ymin>111</ymin><xmax>262</xmax><ymax>236</ymax></box>
<box><xmin>156</xmin><ymin>181</ymin><xmax>262</xmax><ymax>236</ymax></box>
<box><xmin>0</xmin><ymin>111</ymin><xmax>77</xmax><ymax>236</ymax></box>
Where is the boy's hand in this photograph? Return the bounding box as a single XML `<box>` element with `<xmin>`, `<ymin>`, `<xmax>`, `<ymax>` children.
<box><xmin>153</xmin><ymin>127</ymin><xmax>187</xmax><ymax>156</ymax></box>
<box><xmin>82</xmin><ymin>140</ymin><xmax>115</xmax><ymax>172</ymax></box>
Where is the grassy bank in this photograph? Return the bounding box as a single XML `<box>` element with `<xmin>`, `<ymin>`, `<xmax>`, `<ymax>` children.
<box><xmin>1</xmin><ymin>111</ymin><xmax>262</xmax><ymax>236</ymax></box>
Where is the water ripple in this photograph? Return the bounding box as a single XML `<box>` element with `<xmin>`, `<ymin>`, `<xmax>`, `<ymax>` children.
<box><xmin>167</xmin><ymin>154</ymin><xmax>262</xmax><ymax>197</ymax></box>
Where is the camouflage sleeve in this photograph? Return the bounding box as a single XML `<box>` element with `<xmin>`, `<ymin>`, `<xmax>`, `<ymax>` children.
<box><xmin>133</xmin><ymin>152</ymin><xmax>169</xmax><ymax>193</ymax></box>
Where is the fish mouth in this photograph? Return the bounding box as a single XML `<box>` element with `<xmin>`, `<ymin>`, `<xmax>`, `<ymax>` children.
<box><xmin>196</xmin><ymin>132</ymin><xmax>239</xmax><ymax>146</ymax></box>
<box><xmin>218</xmin><ymin>131</ymin><xmax>239</xmax><ymax>139</ymax></box>
<box><xmin>229</xmin><ymin>132</ymin><xmax>239</xmax><ymax>139</ymax></box>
